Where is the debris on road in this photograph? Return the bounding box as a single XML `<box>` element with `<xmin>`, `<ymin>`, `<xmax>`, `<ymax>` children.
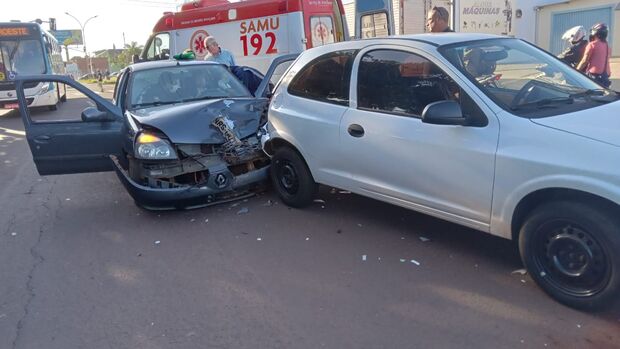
<box><xmin>305</xmin><ymin>237</ymin><xmax>310</xmax><ymax>241</ymax></box>
<box><xmin>401</xmin><ymin>237</ymin><xmax>405</xmax><ymax>240</ymax></box>
<box><xmin>237</xmin><ymin>207</ymin><xmax>249</xmax><ymax>215</ymax></box>
<box><xmin>65</xmin><ymin>198</ymin><xmax>71</xmax><ymax>201</ymax></box>
<box><xmin>229</xmin><ymin>202</ymin><xmax>240</xmax><ymax>209</ymax></box>
<box><xmin>419</xmin><ymin>236</ymin><xmax>431</xmax><ymax>242</ymax></box>
<box><xmin>313</xmin><ymin>199</ymin><xmax>325</xmax><ymax>204</ymax></box>
<box><xmin>204</xmin><ymin>219</ymin><xmax>209</xmax><ymax>223</ymax></box>
<box><xmin>154</xmin><ymin>240</ymin><xmax>161</xmax><ymax>245</ymax></box>
<box><xmin>10</xmin><ymin>232</ymin><xmax>17</xmax><ymax>236</ymax></box>
<box><xmin>190</xmin><ymin>218</ymin><xmax>196</xmax><ymax>222</ymax></box>
<box><xmin>512</xmin><ymin>269</ymin><xmax>527</xmax><ymax>275</ymax></box>
<box><xmin>256</xmin><ymin>237</ymin><xmax>262</xmax><ymax>241</ymax></box>
<box><xmin>577</xmin><ymin>324</ymin><xmax>581</xmax><ymax>328</ymax></box>
<box><xmin>137</xmin><ymin>253</ymin><xmax>142</xmax><ymax>257</ymax></box>
<box><xmin>520</xmin><ymin>279</ymin><xmax>526</xmax><ymax>284</ymax></box>
<box><xmin>410</xmin><ymin>259</ymin><xmax>421</xmax><ymax>266</ymax></box>
<box><xmin>540</xmin><ymin>271</ymin><xmax>546</xmax><ymax>277</ymax></box>
<box><xmin>357</xmin><ymin>223</ymin><xmax>363</xmax><ymax>227</ymax></box>
<box><xmin>400</xmin><ymin>259</ymin><xmax>406</xmax><ymax>263</ymax></box>
<box><xmin>263</xmin><ymin>200</ymin><xmax>274</xmax><ymax>207</ymax></box>
<box><xmin>362</xmin><ymin>254</ymin><xmax>367</xmax><ymax>261</ymax></box>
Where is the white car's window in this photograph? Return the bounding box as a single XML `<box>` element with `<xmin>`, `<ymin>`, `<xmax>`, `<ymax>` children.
<box><xmin>439</xmin><ymin>38</ymin><xmax>619</xmax><ymax>117</ymax></box>
<box><xmin>145</xmin><ymin>33</ymin><xmax>170</xmax><ymax>60</ymax></box>
<box><xmin>288</xmin><ymin>50</ymin><xmax>357</xmax><ymax>106</ymax></box>
<box><xmin>357</xmin><ymin>49</ymin><xmax>460</xmax><ymax>117</ymax></box>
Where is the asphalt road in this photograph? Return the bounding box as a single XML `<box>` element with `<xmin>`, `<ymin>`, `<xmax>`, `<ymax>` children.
<box><xmin>0</xmin><ymin>84</ymin><xmax>619</xmax><ymax>349</ymax></box>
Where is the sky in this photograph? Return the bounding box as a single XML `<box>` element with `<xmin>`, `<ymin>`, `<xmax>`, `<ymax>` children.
<box><xmin>1</xmin><ymin>0</ymin><xmax>181</xmax><ymax>56</ymax></box>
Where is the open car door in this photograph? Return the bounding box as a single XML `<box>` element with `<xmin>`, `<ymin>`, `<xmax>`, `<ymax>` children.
<box><xmin>255</xmin><ymin>54</ymin><xmax>300</xmax><ymax>99</ymax></box>
<box><xmin>15</xmin><ymin>75</ymin><xmax>123</xmax><ymax>175</ymax></box>
<box><xmin>355</xmin><ymin>0</ymin><xmax>395</xmax><ymax>39</ymax></box>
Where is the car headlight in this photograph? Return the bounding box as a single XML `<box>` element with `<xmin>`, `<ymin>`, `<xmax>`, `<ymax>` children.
<box><xmin>135</xmin><ymin>133</ymin><xmax>177</xmax><ymax>160</ymax></box>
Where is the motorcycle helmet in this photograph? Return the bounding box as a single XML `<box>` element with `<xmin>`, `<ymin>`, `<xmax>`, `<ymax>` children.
<box><xmin>590</xmin><ymin>23</ymin><xmax>608</xmax><ymax>40</ymax></box>
<box><xmin>561</xmin><ymin>25</ymin><xmax>586</xmax><ymax>44</ymax></box>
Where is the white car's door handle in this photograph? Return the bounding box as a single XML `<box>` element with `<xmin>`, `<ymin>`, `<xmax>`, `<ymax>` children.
<box><xmin>347</xmin><ymin>124</ymin><xmax>365</xmax><ymax>138</ymax></box>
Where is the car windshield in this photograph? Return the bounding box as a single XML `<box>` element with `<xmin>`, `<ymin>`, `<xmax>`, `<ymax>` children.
<box><xmin>128</xmin><ymin>64</ymin><xmax>252</xmax><ymax>109</ymax></box>
<box><xmin>439</xmin><ymin>38</ymin><xmax>618</xmax><ymax>117</ymax></box>
<box><xmin>0</xmin><ymin>39</ymin><xmax>46</xmax><ymax>77</ymax></box>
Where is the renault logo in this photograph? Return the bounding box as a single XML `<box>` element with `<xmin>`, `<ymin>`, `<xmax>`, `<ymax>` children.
<box><xmin>7</xmin><ymin>92</ymin><xmax>13</xmax><ymax>97</ymax></box>
<box><xmin>214</xmin><ymin>173</ymin><xmax>228</xmax><ymax>188</ymax></box>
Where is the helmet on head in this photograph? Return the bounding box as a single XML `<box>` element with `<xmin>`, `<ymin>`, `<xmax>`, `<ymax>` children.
<box><xmin>561</xmin><ymin>26</ymin><xmax>586</xmax><ymax>44</ymax></box>
<box><xmin>590</xmin><ymin>23</ymin><xmax>608</xmax><ymax>40</ymax></box>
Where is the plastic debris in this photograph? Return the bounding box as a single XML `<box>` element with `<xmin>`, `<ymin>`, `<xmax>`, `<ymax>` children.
<box><xmin>65</xmin><ymin>198</ymin><xmax>71</xmax><ymax>201</ymax></box>
<box><xmin>401</xmin><ymin>237</ymin><xmax>405</xmax><ymax>240</ymax></box>
<box><xmin>577</xmin><ymin>324</ymin><xmax>581</xmax><ymax>328</ymax></box>
<box><xmin>190</xmin><ymin>218</ymin><xmax>196</xmax><ymax>222</ymax></box>
<box><xmin>10</xmin><ymin>232</ymin><xmax>17</xmax><ymax>236</ymax></box>
<box><xmin>305</xmin><ymin>237</ymin><xmax>310</xmax><ymax>241</ymax></box>
<box><xmin>419</xmin><ymin>236</ymin><xmax>431</xmax><ymax>242</ymax></box>
<box><xmin>400</xmin><ymin>259</ymin><xmax>406</xmax><ymax>263</ymax></box>
<box><xmin>205</xmin><ymin>219</ymin><xmax>209</xmax><ymax>223</ymax></box>
<box><xmin>237</xmin><ymin>207</ymin><xmax>249</xmax><ymax>215</ymax></box>
<box><xmin>256</xmin><ymin>237</ymin><xmax>262</xmax><ymax>241</ymax></box>
<box><xmin>377</xmin><ymin>257</ymin><xmax>382</xmax><ymax>261</ymax></box>
<box><xmin>357</xmin><ymin>223</ymin><xmax>363</xmax><ymax>227</ymax></box>
<box><xmin>511</xmin><ymin>269</ymin><xmax>527</xmax><ymax>275</ymax></box>
<box><xmin>230</xmin><ymin>202</ymin><xmax>240</xmax><ymax>208</ymax></box>
<box><xmin>263</xmin><ymin>200</ymin><xmax>274</xmax><ymax>207</ymax></box>
<box><xmin>321</xmin><ymin>206</ymin><xmax>325</xmax><ymax>209</ymax></box>
<box><xmin>339</xmin><ymin>190</ymin><xmax>351</xmax><ymax>194</ymax></box>
<box><xmin>313</xmin><ymin>199</ymin><xmax>325</xmax><ymax>204</ymax></box>
<box><xmin>520</xmin><ymin>279</ymin><xmax>526</xmax><ymax>284</ymax></box>
<box><xmin>410</xmin><ymin>259</ymin><xmax>420</xmax><ymax>266</ymax></box>
<box><xmin>154</xmin><ymin>240</ymin><xmax>161</xmax><ymax>245</ymax></box>
<box><xmin>362</xmin><ymin>254</ymin><xmax>367</xmax><ymax>261</ymax></box>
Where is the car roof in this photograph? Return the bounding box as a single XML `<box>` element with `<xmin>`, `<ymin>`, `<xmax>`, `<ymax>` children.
<box><xmin>128</xmin><ymin>59</ymin><xmax>221</xmax><ymax>72</ymax></box>
<box><xmin>393</xmin><ymin>33</ymin><xmax>504</xmax><ymax>46</ymax></box>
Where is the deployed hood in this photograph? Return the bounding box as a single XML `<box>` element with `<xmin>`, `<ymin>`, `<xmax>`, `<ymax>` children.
<box><xmin>130</xmin><ymin>98</ymin><xmax>268</xmax><ymax>144</ymax></box>
<box><xmin>531</xmin><ymin>101</ymin><xmax>620</xmax><ymax>147</ymax></box>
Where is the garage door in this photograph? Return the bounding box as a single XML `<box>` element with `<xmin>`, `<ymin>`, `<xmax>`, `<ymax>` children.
<box><xmin>550</xmin><ymin>7</ymin><xmax>613</xmax><ymax>55</ymax></box>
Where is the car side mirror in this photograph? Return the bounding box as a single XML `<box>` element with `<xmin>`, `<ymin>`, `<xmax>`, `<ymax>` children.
<box><xmin>421</xmin><ymin>100</ymin><xmax>467</xmax><ymax>126</ymax></box>
<box><xmin>81</xmin><ymin>107</ymin><xmax>115</xmax><ymax>122</ymax></box>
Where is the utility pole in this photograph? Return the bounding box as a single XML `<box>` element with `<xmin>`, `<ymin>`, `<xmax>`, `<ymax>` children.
<box><xmin>123</xmin><ymin>32</ymin><xmax>126</xmax><ymax>47</ymax></box>
<box><xmin>65</xmin><ymin>12</ymin><xmax>98</xmax><ymax>75</ymax></box>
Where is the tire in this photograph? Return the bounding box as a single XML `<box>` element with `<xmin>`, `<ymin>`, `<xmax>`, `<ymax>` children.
<box><xmin>519</xmin><ymin>201</ymin><xmax>620</xmax><ymax>311</ymax></box>
<box><xmin>270</xmin><ymin>146</ymin><xmax>317</xmax><ymax>208</ymax></box>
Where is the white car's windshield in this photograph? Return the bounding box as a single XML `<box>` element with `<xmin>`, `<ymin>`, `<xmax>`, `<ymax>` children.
<box><xmin>129</xmin><ymin>64</ymin><xmax>252</xmax><ymax>109</ymax></box>
<box><xmin>439</xmin><ymin>38</ymin><xmax>618</xmax><ymax>117</ymax></box>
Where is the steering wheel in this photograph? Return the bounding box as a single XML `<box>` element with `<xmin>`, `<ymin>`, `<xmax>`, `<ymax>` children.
<box><xmin>510</xmin><ymin>80</ymin><xmax>539</xmax><ymax>109</ymax></box>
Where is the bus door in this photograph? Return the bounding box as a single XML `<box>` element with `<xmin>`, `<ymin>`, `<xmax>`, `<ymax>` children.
<box><xmin>354</xmin><ymin>0</ymin><xmax>395</xmax><ymax>39</ymax></box>
<box><xmin>302</xmin><ymin>0</ymin><xmax>347</xmax><ymax>49</ymax></box>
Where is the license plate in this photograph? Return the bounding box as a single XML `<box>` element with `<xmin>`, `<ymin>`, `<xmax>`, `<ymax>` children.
<box><xmin>4</xmin><ymin>103</ymin><xmax>18</xmax><ymax>109</ymax></box>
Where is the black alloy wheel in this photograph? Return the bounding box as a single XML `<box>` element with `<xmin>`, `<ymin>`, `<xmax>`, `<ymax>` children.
<box><xmin>270</xmin><ymin>147</ymin><xmax>317</xmax><ymax>208</ymax></box>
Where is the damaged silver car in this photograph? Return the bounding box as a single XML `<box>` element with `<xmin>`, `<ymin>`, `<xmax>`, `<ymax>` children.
<box><xmin>14</xmin><ymin>57</ymin><xmax>293</xmax><ymax>209</ymax></box>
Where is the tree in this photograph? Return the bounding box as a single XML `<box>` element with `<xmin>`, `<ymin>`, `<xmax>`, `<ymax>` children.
<box><xmin>117</xmin><ymin>41</ymin><xmax>144</xmax><ymax>68</ymax></box>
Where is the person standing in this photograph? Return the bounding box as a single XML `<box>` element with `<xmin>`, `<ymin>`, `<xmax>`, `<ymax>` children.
<box><xmin>96</xmin><ymin>70</ymin><xmax>104</xmax><ymax>92</ymax></box>
<box><xmin>577</xmin><ymin>23</ymin><xmax>612</xmax><ymax>88</ymax></box>
<box><xmin>427</xmin><ymin>6</ymin><xmax>453</xmax><ymax>33</ymax></box>
<box><xmin>203</xmin><ymin>36</ymin><xmax>236</xmax><ymax>67</ymax></box>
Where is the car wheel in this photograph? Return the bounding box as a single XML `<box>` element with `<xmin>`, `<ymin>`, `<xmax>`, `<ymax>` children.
<box><xmin>519</xmin><ymin>201</ymin><xmax>620</xmax><ymax>311</ymax></box>
<box><xmin>270</xmin><ymin>147</ymin><xmax>317</xmax><ymax>208</ymax></box>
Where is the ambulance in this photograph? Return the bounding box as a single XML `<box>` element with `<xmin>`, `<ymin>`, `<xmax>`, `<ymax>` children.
<box><xmin>140</xmin><ymin>0</ymin><xmax>349</xmax><ymax>73</ymax></box>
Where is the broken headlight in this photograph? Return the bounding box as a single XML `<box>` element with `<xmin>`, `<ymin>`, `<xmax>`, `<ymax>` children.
<box><xmin>135</xmin><ymin>133</ymin><xmax>178</xmax><ymax>160</ymax></box>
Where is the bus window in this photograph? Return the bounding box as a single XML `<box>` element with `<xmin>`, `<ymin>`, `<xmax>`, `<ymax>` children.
<box><xmin>146</xmin><ymin>33</ymin><xmax>170</xmax><ymax>60</ymax></box>
<box><xmin>360</xmin><ymin>12</ymin><xmax>389</xmax><ymax>38</ymax></box>
<box><xmin>0</xmin><ymin>39</ymin><xmax>46</xmax><ymax>76</ymax></box>
<box><xmin>310</xmin><ymin>16</ymin><xmax>335</xmax><ymax>47</ymax></box>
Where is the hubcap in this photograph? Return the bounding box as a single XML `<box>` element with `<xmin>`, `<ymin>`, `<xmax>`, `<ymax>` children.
<box><xmin>534</xmin><ymin>222</ymin><xmax>610</xmax><ymax>297</ymax></box>
<box><xmin>277</xmin><ymin>161</ymin><xmax>298</xmax><ymax>195</ymax></box>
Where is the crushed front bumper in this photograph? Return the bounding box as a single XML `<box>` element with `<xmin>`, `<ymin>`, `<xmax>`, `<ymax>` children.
<box><xmin>111</xmin><ymin>155</ymin><xmax>268</xmax><ymax>210</ymax></box>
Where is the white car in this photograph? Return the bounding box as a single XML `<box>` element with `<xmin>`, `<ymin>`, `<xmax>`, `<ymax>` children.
<box><xmin>262</xmin><ymin>33</ymin><xmax>620</xmax><ymax>311</ymax></box>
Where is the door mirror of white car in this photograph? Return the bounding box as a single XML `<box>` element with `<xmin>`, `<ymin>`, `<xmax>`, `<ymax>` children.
<box><xmin>421</xmin><ymin>100</ymin><xmax>467</xmax><ymax>126</ymax></box>
<box><xmin>81</xmin><ymin>107</ymin><xmax>115</xmax><ymax>122</ymax></box>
